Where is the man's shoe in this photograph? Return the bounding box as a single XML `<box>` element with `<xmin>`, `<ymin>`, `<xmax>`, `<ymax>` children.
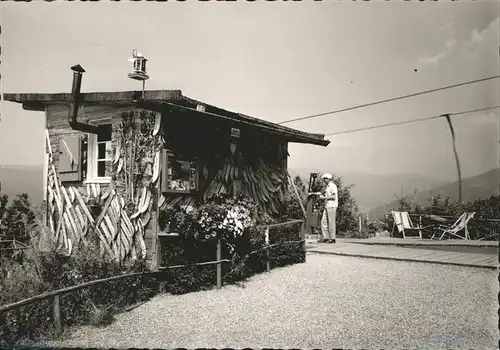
<box><xmin>330</xmin><ymin>239</ymin><xmax>336</xmax><ymax>243</ymax></box>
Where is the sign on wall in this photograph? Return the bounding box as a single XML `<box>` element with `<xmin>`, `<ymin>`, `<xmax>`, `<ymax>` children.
<box><xmin>230</xmin><ymin>127</ymin><xmax>240</xmax><ymax>138</ymax></box>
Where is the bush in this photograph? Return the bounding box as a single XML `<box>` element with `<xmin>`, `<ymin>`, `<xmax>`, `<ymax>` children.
<box><xmin>380</xmin><ymin>193</ymin><xmax>500</xmax><ymax>240</ymax></box>
<box><xmin>89</xmin><ymin>309</ymin><xmax>114</xmax><ymax>328</ymax></box>
<box><xmin>278</xmin><ymin>175</ymin><xmax>308</xmax><ymax>222</ymax></box>
<box><xmin>0</xmin><ymin>259</ymin><xmax>53</xmax><ymax>344</ymax></box>
<box><xmin>297</xmin><ymin>173</ymin><xmax>359</xmax><ymax>233</ymax></box>
<box><xmin>1</xmin><ymin>193</ymin><xmax>306</xmax><ymax>345</ymax></box>
<box><xmin>0</xmin><ymin>191</ymin><xmax>37</xmax><ymax>267</ymax></box>
<box><xmin>267</xmin><ymin>224</ymin><xmax>306</xmax><ymax>268</ymax></box>
<box><xmin>158</xmin><ymin>198</ymin><xmax>305</xmax><ymax>294</ymax></box>
<box><xmin>0</xmin><ymin>245</ymin><xmax>158</xmax><ymax>346</ymax></box>
<box><xmin>459</xmin><ymin>196</ymin><xmax>499</xmax><ymax>240</ymax></box>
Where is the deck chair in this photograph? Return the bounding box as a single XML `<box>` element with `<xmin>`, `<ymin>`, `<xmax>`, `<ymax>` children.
<box><xmin>431</xmin><ymin>212</ymin><xmax>475</xmax><ymax>240</ymax></box>
<box><xmin>391</xmin><ymin>211</ymin><xmax>429</xmax><ymax>239</ymax></box>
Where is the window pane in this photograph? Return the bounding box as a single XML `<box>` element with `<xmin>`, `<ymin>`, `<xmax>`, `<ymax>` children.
<box><xmin>97</xmin><ymin>124</ymin><xmax>112</xmax><ymax>142</ymax></box>
<box><xmin>97</xmin><ymin>141</ymin><xmax>113</xmax><ymax>161</ymax></box>
<box><xmin>167</xmin><ymin>159</ymin><xmax>197</xmax><ymax>191</ymax></box>
<box><xmin>106</xmin><ymin>141</ymin><xmax>113</xmax><ymax>159</ymax></box>
<box><xmin>97</xmin><ymin>161</ymin><xmax>106</xmax><ymax>177</ymax></box>
<box><xmin>98</xmin><ymin>143</ymin><xmax>106</xmax><ymax>159</ymax></box>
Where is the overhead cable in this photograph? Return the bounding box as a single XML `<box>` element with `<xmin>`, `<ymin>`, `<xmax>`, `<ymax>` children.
<box><xmin>323</xmin><ymin>105</ymin><xmax>500</xmax><ymax>137</ymax></box>
<box><xmin>278</xmin><ymin>75</ymin><xmax>500</xmax><ymax>125</ymax></box>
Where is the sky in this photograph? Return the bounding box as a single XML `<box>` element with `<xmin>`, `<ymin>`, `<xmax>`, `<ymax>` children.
<box><xmin>1</xmin><ymin>2</ymin><xmax>499</xmax><ymax>182</ymax></box>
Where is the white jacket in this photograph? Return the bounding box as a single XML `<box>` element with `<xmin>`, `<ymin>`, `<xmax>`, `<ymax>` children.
<box><xmin>324</xmin><ymin>182</ymin><xmax>338</xmax><ymax>208</ymax></box>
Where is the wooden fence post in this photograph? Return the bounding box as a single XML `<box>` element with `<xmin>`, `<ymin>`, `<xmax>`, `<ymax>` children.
<box><xmin>265</xmin><ymin>227</ymin><xmax>270</xmax><ymax>272</ymax></box>
<box><xmin>53</xmin><ymin>294</ymin><xmax>61</xmax><ymax>332</ymax></box>
<box><xmin>419</xmin><ymin>215</ymin><xmax>423</xmax><ymax>239</ymax></box>
<box><xmin>156</xmin><ymin>234</ymin><xmax>165</xmax><ymax>292</ymax></box>
<box><xmin>216</xmin><ymin>238</ymin><xmax>222</xmax><ymax>290</ymax></box>
<box><xmin>156</xmin><ymin>150</ymin><xmax>166</xmax><ymax>291</ymax></box>
<box><xmin>300</xmin><ymin>221</ymin><xmax>306</xmax><ymax>262</ymax></box>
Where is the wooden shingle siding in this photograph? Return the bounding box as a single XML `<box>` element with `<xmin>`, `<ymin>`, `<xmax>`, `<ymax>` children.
<box><xmin>45</xmin><ymin>104</ymin><xmax>159</xmax><ymax>265</ymax></box>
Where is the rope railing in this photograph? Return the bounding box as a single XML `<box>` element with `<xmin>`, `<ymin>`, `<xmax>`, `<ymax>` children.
<box><xmin>158</xmin><ymin>259</ymin><xmax>231</xmax><ymax>270</ymax></box>
<box><xmin>0</xmin><ymin>247</ymin><xmax>29</xmax><ymax>251</ymax></box>
<box><xmin>222</xmin><ymin>240</ymin><xmax>306</xmax><ymax>280</ymax></box>
<box><xmin>0</xmin><ymin>270</ymin><xmax>156</xmax><ymax>315</ymax></box>
<box><xmin>0</xmin><ymin>256</ymin><xmax>235</xmax><ymax>332</ymax></box>
<box><xmin>0</xmin><ymin>239</ymin><xmax>28</xmax><ymax>246</ymax></box>
<box><xmin>0</xmin><ymin>239</ymin><xmax>30</xmax><ymax>251</ymax></box>
<box><xmin>256</xmin><ymin>219</ymin><xmax>304</xmax><ymax>230</ymax></box>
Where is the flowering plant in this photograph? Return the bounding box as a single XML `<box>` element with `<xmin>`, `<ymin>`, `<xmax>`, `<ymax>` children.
<box><xmin>197</xmin><ymin>202</ymin><xmax>227</xmax><ymax>240</ymax></box>
<box><xmin>159</xmin><ymin>204</ymin><xmax>198</xmax><ymax>238</ymax></box>
<box><xmin>221</xmin><ymin>201</ymin><xmax>253</xmax><ymax>237</ymax></box>
<box><xmin>198</xmin><ymin>197</ymin><xmax>256</xmax><ymax>241</ymax></box>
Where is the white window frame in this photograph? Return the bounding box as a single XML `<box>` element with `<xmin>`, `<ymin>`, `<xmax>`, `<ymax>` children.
<box><xmin>85</xmin><ymin>118</ymin><xmax>113</xmax><ymax>184</ymax></box>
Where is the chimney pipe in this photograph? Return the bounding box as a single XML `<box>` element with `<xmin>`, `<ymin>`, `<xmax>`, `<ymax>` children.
<box><xmin>68</xmin><ymin>64</ymin><xmax>99</xmax><ymax>134</ymax></box>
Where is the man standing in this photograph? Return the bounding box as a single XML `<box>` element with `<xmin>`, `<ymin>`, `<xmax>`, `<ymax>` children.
<box><xmin>319</xmin><ymin>173</ymin><xmax>338</xmax><ymax>243</ymax></box>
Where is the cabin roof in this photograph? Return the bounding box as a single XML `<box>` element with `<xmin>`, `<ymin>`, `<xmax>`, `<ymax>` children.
<box><xmin>3</xmin><ymin>90</ymin><xmax>330</xmax><ymax>147</ymax></box>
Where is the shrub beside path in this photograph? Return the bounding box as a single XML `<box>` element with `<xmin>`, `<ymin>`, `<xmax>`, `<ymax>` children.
<box><xmin>43</xmin><ymin>254</ymin><xmax>497</xmax><ymax>349</ymax></box>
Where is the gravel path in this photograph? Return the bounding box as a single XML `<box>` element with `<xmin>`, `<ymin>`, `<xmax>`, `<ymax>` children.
<box><xmin>45</xmin><ymin>254</ymin><xmax>498</xmax><ymax>349</ymax></box>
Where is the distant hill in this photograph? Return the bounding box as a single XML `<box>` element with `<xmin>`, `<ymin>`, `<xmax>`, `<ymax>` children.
<box><xmin>288</xmin><ymin>168</ymin><xmax>448</xmax><ymax>214</ymax></box>
<box><xmin>5</xmin><ymin>164</ymin><xmax>492</xmax><ymax>217</ymax></box>
<box><xmin>0</xmin><ymin>165</ymin><xmax>44</xmax><ymax>205</ymax></box>
<box><xmin>368</xmin><ymin>168</ymin><xmax>500</xmax><ymax>220</ymax></box>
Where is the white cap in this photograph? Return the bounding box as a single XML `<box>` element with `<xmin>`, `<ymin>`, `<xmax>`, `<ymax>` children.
<box><xmin>321</xmin><ymin>173</ymin><xmax>333</xmax><ymax>180</ymax></box>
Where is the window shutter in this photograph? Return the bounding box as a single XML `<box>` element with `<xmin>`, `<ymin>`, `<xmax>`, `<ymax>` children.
<box><xmin>58</xmin><ymin>135</ymin><xmax>83</xmax><ymax>182</ymax></box>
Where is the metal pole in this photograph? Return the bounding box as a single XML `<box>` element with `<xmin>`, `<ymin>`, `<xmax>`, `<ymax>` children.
<box><xmin>443</xmin><ymin>114</ymin><xmax>462</xmax><ymax>203</ymax></box>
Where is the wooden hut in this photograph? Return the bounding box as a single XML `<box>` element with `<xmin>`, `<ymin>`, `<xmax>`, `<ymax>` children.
<box><xmin>4</xmin><ymin>88</ymin><xmax>329</xmax><ymax>268</ymax></box>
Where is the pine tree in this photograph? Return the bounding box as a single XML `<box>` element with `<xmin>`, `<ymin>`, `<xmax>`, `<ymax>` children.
<box><xmin>1</xmin><ymin>193</ymin><xmax>35</xmax><ymax>244</ymax></box>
